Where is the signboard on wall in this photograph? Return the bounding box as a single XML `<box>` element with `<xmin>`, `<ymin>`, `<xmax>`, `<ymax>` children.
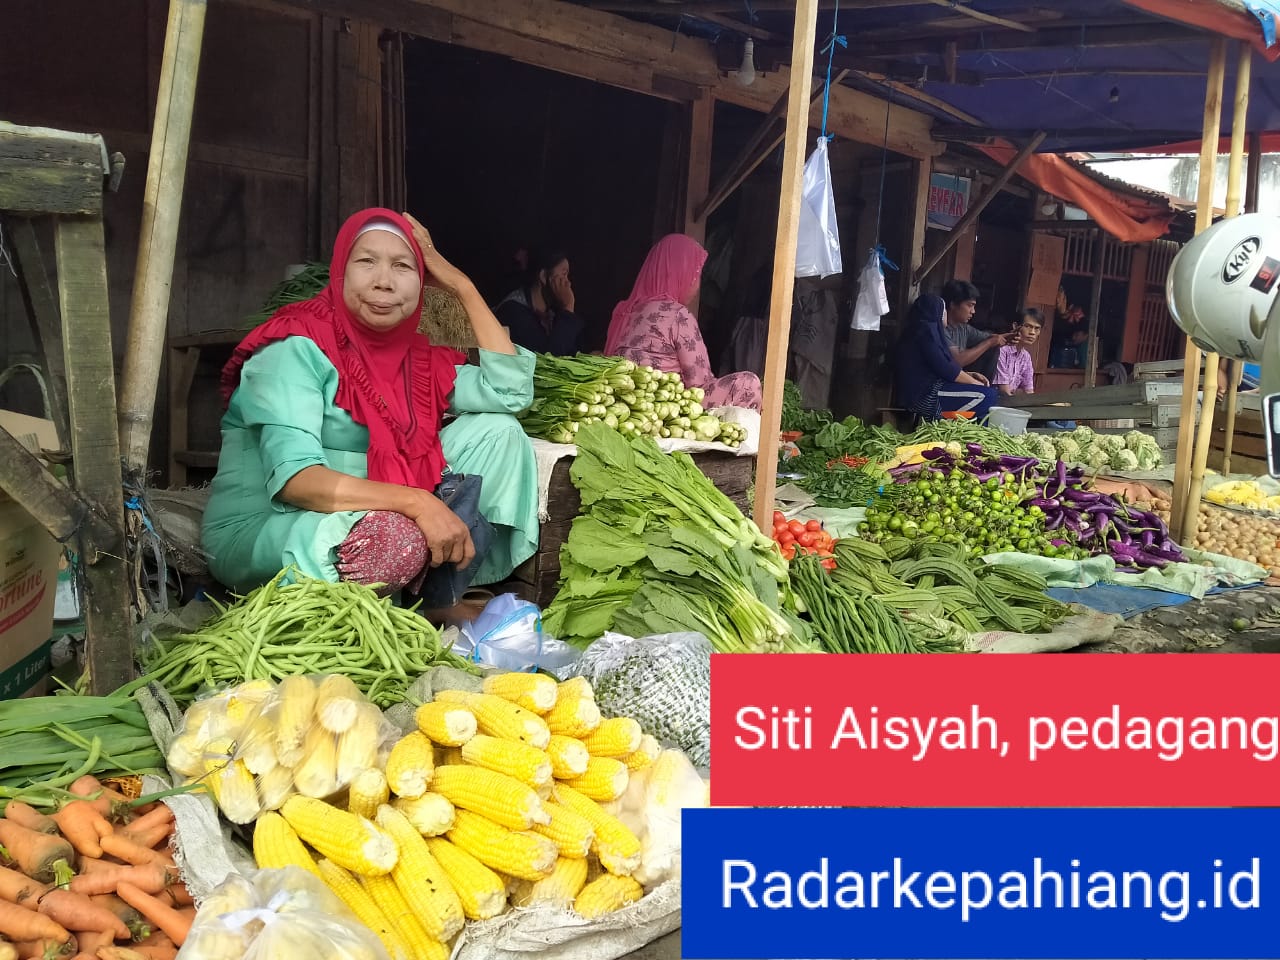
<box><xmin>927</xmin><ymin>173</ymin><xmax>971</xmax><ymax>231</ymax></box>
<box><xmin>1027</xmin><ymin>233</ymin><xmax>1066</xmax><ymax>305</ymax></box>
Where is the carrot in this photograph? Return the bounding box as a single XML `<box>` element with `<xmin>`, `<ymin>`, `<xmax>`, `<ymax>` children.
<box><xmin>0</xmin><ymin>901</ymin><xmax>70</xmax><ymax>945</ymax></box>
<box><xmin>12</xmin><ymin>939</ymin><xmax>75</xmax><ymax>960</ymax></box>
<box><xmin>113</xmin><ymin>810</ymin><xmax>168</xmax><ymax>839</ymax></box>
<box><xmin>94</xmin><ymin>950</ymin><xmax>148</xmax><ymax>960</ymax></box>
<box><xmin>111</xmin><ymin>827</ymin><xmax>168</xmax><ymax>856</ymax></box>
<box><xmin>0</xmin><ymin>867</ymin><xmax>50</xmax><ymax>910</ymax></box>
<box><xmin>67</xmin><ymin>865</ymin><xmax>174</xmax><ymax>899</ymax></box>
<box><xmin>92</xmin><ymin>841</ymin><xmax>160</xmax><ymax>872</ymax></box>
<box><xmin>1</xmin><ymin>807</ymin><xmax>55</xmax><ymax>838</ymax></box>
<box><xmin>66</xmin><ymin>929</ymin><xmax>113</xmax><ymax>960</ymax></box>
<box><xmin>110</xmin><ymin>889</ymin><xmax>185</xmax><ymax>949</ymax></box>
<box><xmin>154</xmin><ymin>884</ymin><xmax>188</xmax><ymax>911</ymax></box>
<box><xmin>0</xmin><ymin>941</ymin><xmax>14</xmax><ymax>960</ymax></box>
<box><xmin>0</xmin><ymin>826</ymin><xmax>73</xmax><ymax>887</ymax></box>
<box><xmin>122</xmin><ymin>932</ymin><xmax>175</xmax><ymax>960</ymax></box>
<box><xmin>49</xmin><ymin>807</ymin><xmax>111</xmax><ymax>862</ymax></box>
<box><xmin>36</xmin><ymin>892</ymin><xmax>128</xmax><ymax>943</ymax></box>
<box><xmin>85</xmin><ymin>899</ymin><xmax>144</xmax><ymax>943</ymax></box>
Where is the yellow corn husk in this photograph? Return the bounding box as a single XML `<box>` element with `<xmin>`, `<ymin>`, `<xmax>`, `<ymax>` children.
<box><xmin>257</xmin><ymin>762</ymin><xmax>296</xmax><ymax>811</ymax></box>
<box><xmin>375</xmin><ymin>805</ymin><xmax>465</xmax><ymax>942</ymax></box>
<box><xmin>557</xmin><ymin>676</ymin><xmax>594</xmax><ymax>701</ymax></box>
<box><xmin>552</xmin><ymin>783</ymin><xmax>642</xmax><ymax>876</ymax></box>
<box><xmin>274</xmin><ymin>675</ymin><xmax>319</xmax><ymax>766</ymax></box>
<box><xmin>234</xmin><ymin>712</ymin><xmax>279</xmax><ymax>777</ymax></box>
<box><xmin>447</xmin><ymin>809</ymin><xmax>558</xmax><ymax>881</ymax></box>
<box><xmin>460</xmin><ymin>734</ymin><xmax>552</xmax><ymax>788</ymax></box>
<box><xmin>337</xmin><ymin>702</ymin><xmax>383</xmax><ymax>785</ymax></box>
<box><xmin>574</xmin><ymin>873</ymin><xmax>644</xmax><ymax>918</ymax></box>
<box><xmin>392</xmin><ymin>793</ymin><xmax>456</xmax><ymax>837</ymax></box>
<box><xmin>424</xmin><ymin>837</ymin><xmax>507</xmax><ymax>920</ymax></box>
<box><xmin>415</xmin><ymin>701</ymin><xmax>478</xmax><ymax>746</ymax></box>
<box><xmin>430</xmin><ymin>764</ymin><xmax>549</xmax><ymax>830</ymax></box>
<box><xmin>622</xmin><ymin>734</ymin><xmax>661</xmax><ymax>772</ymax></box>
<box><xmin>360</xmin><ymin>872</ymin><xmax>448</xmax><ymax>960</ymax></box>
<box><xmin>348</xmin><ymin>768</ymin><xmax>390</xmax><ymax>821</ymax></box>
<box><xmin>510</xmin><ymin>855</ymin><xmax>589</xmax><ymax>908</ymax></box>
<box><xmin>166</xmin><ymin>731</ymin><xmax>207</xmax><ymax>779</ymax></box>
<box><xmin>561</xmin><ymin>756</ymin><xmax>628</xmax><ymax>802</ymax></box>
<box><xmin>318</xmin><ymin>859</ymin><xmax>412</xmax><ymax>960</ymax></box>
<box><xmin>203</xmin><ymin>757</ymin><xmax>261</xmax><ymax>824</ymax></box>
<box><xmin>545</xmin><ymin>735</ymin><xmax>590</xmax><ymax>779</ymax></box>
<box><xmin>435</xmin><ymin>745</ymin><xmax>465</xmax><ymax>766</ymax></box>
<box><xmin>532</xmin><ymin>800</ymin><xmax>594</xmax><ymax>858</ymax></box>
<box><xmin>434</xmin><ymin>691</ymin><xmax>550</xmax><ymax>749</ymax></box>
<box><xmin>281</xmin><ymin>796</ymin><xmax>399</xmax><ymax>876</ymax></box>
<box><xmin>316</xmin><ymin>673</ymin><xmax>365</xmax><ymax>734</ymax></box>
<box><xmin>226</xmin><ymin>678</ymin><xmax>275</xmax><ymax>723</ymax></box>
<box><xmin>293</xmin><ymin>725</ymin><xmax>341</xmax><ymax>799</ymax></box>
<box><xmin>544</xmin><ymin>693</ymin><xmax>601</xmax><ymax>739</ymax></box>
<box><xmin>482</xmin><ymin>672</ymin><xmax>558</xmax><ymax>714</ymax></box>
<box><xmin>253</xmin><ymin>811</ymin><xmax>320</xmax><ymax>877</ymax></box>
<box><xmin>582</xmin><ymin>717</ymin><xmax>642</xmax><ymax>759</ymax></box>
<box><xmin>386</xmin><ymin>731</ymin><xmax>435</xmax><ymax>799</ymax></box>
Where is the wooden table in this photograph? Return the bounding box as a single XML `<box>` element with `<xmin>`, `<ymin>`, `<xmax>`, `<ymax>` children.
<box><xmin>502</xmin><ymin>450</ymin><xmax>754</xmax><ymax>607</ymax></box>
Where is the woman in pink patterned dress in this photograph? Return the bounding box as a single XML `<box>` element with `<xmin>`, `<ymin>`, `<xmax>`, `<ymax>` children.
<box><xmin>604</xmin><ymin>234</ymin><xmax>763</xmax><ymax>410</ymax></box>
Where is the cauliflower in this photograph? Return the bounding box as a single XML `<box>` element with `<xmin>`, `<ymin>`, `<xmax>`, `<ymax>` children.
<box><xmin>1053</xmin><ymin>437</ymin><xmax>1081</xmax><ymax>463</ymax></box>
<box><xmin>1071</xmin><ymin>426</ymin><xmax>1096</xmax><ymax>442</ymax></box>
<box><xmin>1096</xmin><ymin>435</ymin><xmax>1125</xmax><ymax>455</ymax></box>
<box><xmin>1086</xmin><ymin>447</ymin><xmax>1112</xmax><ymax>471</ymax></box>
<box><xmin>1136</xmin><ymin>447</ymin><xmax>1163</xmax><ymax>470</ymax></box>
<box><xmin>1110</xmin><ymin>449</ymin><xmax>1139</xmax><ymax>471</ymax></box>
<box><xmin>1123</xmin><ymin>430</ymin><xmax>1148</xmax><ymax>449</ymax></box>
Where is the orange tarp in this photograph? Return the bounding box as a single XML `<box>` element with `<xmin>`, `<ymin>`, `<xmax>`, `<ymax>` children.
<box><xmin>978</xmin><ymin>144</ymin><xmax>1177</xmax><ymax>243</ymax></box>
<box><xmin>1125</xmin><ymin>133</ymin><xmax>1280</xmax><ymax>154</ymax></box>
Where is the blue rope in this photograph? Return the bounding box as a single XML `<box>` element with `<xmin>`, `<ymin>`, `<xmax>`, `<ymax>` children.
<box><xmin>819</xmin><ymin>0</ymin><xmax>846</xmax><ymax>140</ymax></box>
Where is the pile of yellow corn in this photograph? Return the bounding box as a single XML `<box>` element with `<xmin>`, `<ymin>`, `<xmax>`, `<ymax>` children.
<box><xmin>250</xmin><ymin>673</ymin><xmax>690</xmax><ymax>959</ymax></box>
<box><xmin>167</xmin><ymin>674</ymin><xmax>390</xmax><ymax>824</ymax></box>
<box><xmin>1206</xmin><ymin>480</ymin><xmax>1280</xmax><ymax>513</ymax></box>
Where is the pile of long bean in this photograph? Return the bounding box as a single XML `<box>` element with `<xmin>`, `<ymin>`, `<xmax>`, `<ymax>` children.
<box><xmin>141</xmin><ymin>572</ymin><xmax>477</xmax><ymax>708</ymax></box>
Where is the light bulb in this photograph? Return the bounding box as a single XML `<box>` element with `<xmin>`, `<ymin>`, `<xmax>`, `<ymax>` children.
<box><xmin>735</xmin><ymin>38</ymin><xmax>756</xmax><ymax>86</ymax></box>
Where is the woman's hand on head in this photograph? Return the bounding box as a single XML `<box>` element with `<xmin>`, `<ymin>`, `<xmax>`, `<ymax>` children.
<box><xmin>403</xmin><ymin>213</ymin><xmax>475</xmax><ymax>299</ymax></box>
<box><xmin>406</xmin><ymin>492</ymin><xmax>476</xmax><ymax>569</ymax></box>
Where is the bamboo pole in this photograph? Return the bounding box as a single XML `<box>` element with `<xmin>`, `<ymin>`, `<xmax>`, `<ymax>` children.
<box><xmin>1219</xmin><ymin>44</ymin><xmax>1254</xmax><ymax>478</ymax></box>
<box><xmin>752</xmin><ymin>0</ymin><xmax>821</xmax><ymax>532</ymax></box>
<box><xmin>1170</xmin><ymin>37</ymin><xmax>1226</xmax><ymax>543</ymax></box>
<box><xmin>117</xmin><ymin>0</ymin><xmax>208</xmax><ymax>473</ymax></box>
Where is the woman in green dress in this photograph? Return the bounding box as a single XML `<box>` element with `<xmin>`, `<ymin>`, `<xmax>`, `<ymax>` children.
<box><xmin>201</xmin><ymin>207</ymin><xmax>540</xmax><ymax>597</ymax></box>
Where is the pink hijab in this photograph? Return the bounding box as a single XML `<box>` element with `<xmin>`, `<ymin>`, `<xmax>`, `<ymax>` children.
<box><xmin>604</xmin><ymin>234</ymin><xmax>708</xmax><ymax>355</ymax></box>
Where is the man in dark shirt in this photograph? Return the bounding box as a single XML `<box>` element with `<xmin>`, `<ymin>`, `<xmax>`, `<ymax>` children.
<box><xmin>494</xmin><ymin>248</ymin><xmax>585</xmax><ymax>355</ymax></box>
<box><xmin>940</xmin><ymin>279</ymin><xmax>1012</xmax><ymax>384</ymax></box>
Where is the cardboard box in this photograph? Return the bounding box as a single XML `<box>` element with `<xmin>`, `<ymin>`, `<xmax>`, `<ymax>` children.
<box><xmin>0</xmin><ymin>409</ymin><xmax>62</xmax><ymax>699</ymax></box>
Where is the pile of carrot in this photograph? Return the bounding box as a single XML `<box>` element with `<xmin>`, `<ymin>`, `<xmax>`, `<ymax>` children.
<box><xmin>0</xmin><ymin>777</ymin><xmax>193</xmax><ymax>960</ymax></box>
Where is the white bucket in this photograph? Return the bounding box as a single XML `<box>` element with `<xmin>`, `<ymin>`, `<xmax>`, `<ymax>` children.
<box><xmin>988</xmin><ymin>406</ymin><xmax>1032</xmax><ymax>435</ymax></box>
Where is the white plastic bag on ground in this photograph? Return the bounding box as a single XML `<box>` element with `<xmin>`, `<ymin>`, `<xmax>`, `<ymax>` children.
<box><xmin>794</xmin><ymin>136</ymin><xmax>842</xmax><ymax>279</ymax></box>
<box><xmin>852</xmin><ymin>248</ymin><xmax>889</xmax><ymax>331</ymax></box>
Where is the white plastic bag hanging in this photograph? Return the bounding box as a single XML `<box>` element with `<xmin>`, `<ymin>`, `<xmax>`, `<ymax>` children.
<box><xmin>853</xmin><ymin>248</ymin><xmax>890</xmax><ymax>331</ymax></box>
<box><xmin>794</xmin><ymin>136</ymin><xmax>843</xmax><ymax>279</ymax></box>
<box><xmin>451</xmin><ymin>593</ymin><xmax>582</xmax><ymax>674</ymax></box>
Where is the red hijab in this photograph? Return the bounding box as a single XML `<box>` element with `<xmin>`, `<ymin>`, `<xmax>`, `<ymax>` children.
<box><xmin>221</xmin><ymin>208</ymin><xmax>465</xmax><ymax>492</ymax></box>
<box><xmin>604</xmin><ymin>234</ymin><xmax>707</xmax><ymax>355</ymax></box>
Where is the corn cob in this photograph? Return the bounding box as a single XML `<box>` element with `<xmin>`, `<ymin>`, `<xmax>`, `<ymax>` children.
<box><xmin>434</xmin><ymin>690</ymin><xmax>551</xmax><ymax>749</ymax></box>
<box><xmin>337</xmin><ymin>702</ymin><xmax>383</xmax><ymax>784</ymax></box>
<box><xmin>257</xmin><ymin>762</ymin><xmax>296</xmax><ymax>811</ymax></box>
<box><xmin>574</xmin><ymin>873</ymin><xmax>644</xmax><ymax>918</ymax></box>
<box><xmin>392</xmin><ymin>793</ymin><xmax>456</xmax><ymax>837</ymax></box>
<box><xmin>234</xmin><ymin>714</ymin><xmax>279</xmax><ymax>777</ymax></box>
<box><xmin>623</xmin><ymin>734</ymin><xmax>661</xmax><ymax>771</ymax></box>
<box><xmin>424</xmin><ymin>837</ymin><xmax>507</xmax><ymax>920</ymax></box>
<box><xmin>415</xmin><ymin>701</ymin><xmax>478</xmax><ymax>746</ymax></box>
<box><xmin>446</xmin><ymin>809</ymin><xmax>558</xmax><ymax>881</ymax></box>
<box><xmin>429</xmin><ymin>764</ymin><xmax>550</xmax><ymax>830</ymax></box>
<box><xmin>482</xmin><ymin>672</ymin><xmax>558</xmax><ymax>714</ymax></box>
<box><xmin>552</xmin><ymin>783</ymin><xmax>642</xmax><ymax>876</ymax></box>
<box><xmin>581</xmin><ymin>717</ymin><xmax>642</xmax><ymax>758</ymax></box>
<box><xmin>360</xmin><ymin>872</ymin><xmax>448</xmax><ymax>960</ymax></box>
<box><xmin>386</xmin><ymin>732</ymin><xmax>435</xmax><ymax>799</ymax></box>
<box><xmin>585</xmin><ymin>857</ymin><xmax>605</xmax><ymax>883</ymax></box>
<box><xmin>375</xmin><ymin>805</ymin><xmax>465</xmax><ymax>941</ymax></box>
<box><xmin>316</xmin><ymin>674</ymin><xmax>365</xmax><ymax>733</ymax></box>
<box><xmin>280</xmin><ymin>796</ymin><xmax>398</xmax><ymax>876</ymax></box>
<box><xmin>556</xmin><ymin>676</ymin><xmax>594</xmax><ymax>701</ymax></box>
<box><xmin>533</xmin><ymin>800</ymin><xmax>594</xmax><ymax>858</ymax></box>
<box><xmin>545</xmin><ymin>735</ymin><xmax>589</xmax><ymax>779</ymax></box>
<box><xmin>460</xmin><ymin>734</ymin><xmax>552</xmax><ymax>788</ymax></box>
<box><xmin>561</xmin><ymin>756</ymin><xmax>628</xmax><ymax>802</ymax></box>
<box><xmin>274</xmin><ymin>675</ymin><xmax>318</xmax><ymax>766</ymax></box>
<box><xmin>203</xmin><ymin>757</ymin><xmax>260</xmax><ymax>824</ymax></box>
<box><xmin>544</xmin><ymin>692</ymin><xmax>601</xmax><ymax>739</ymax></box>
<box><xmin>348</xmin><ymin>768</ymin><xmax>390</xmax><ymax>821</ymax></box>
<box><xmin>435</xmin><ymin>745</ymin><xmax>465</xmax><ymax>766</ymax></box>
<box><xmin>510</xmin><ymin>856</ymin><xmax>589</xmax><ymax>908</ymax></box>
<box><xmin>253</xmin><ymin>811</ymin><xmax>320</xmax><ymax>877</ymax></box>
<box><xmin>293</xmin><ymin>725</ymin><xmax>340</xmax><ymax>799</ymax></box>
<box><xmin>318</xmin><ymin>859</ymin><xmax>411</xmax><ymax>960</ymax></box>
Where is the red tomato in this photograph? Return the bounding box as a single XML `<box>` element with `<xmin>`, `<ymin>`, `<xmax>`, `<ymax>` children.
<box><xmin>797</xmin><ymin>532</ymin><xmax>816</xmax><ymax>547</ymax></box>
<box><xmin>821</xmin><ymin>558</ymin><xmax>837</xmax><ymax>571</ymax></box>
<box><xmin>805</xmin><ymin>519</ymin><xmax>822</xmax><ymax>532</ymax></box>
<box><xmin>787</xmin><ymin>519</ymin><xmax>806</xmax><ymax>536</ymax></box>
<box><xmin>781</xmin><ymin>544</ymin><xmax>796</xmax><ymax>560</ymax></box>
<box><xmin>773</xmin><ymin>511</ymin><xmax>786</xmax><ymax>525</ymax></box>
<box><xmin>778</xmin><ymin>531</ymin><xmax>795</xmax><ymax>545</ymax></box>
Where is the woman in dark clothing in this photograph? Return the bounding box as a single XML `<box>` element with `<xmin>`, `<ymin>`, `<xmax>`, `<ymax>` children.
<box><xmin>494</xmin><ymin>247</ymin><xmax>585</xmax><ymax>355</ymax></box>
<box><xmin>894</xmin><ymin>294</ymin><xmax>998</xmax><ymax>421</ymax></box>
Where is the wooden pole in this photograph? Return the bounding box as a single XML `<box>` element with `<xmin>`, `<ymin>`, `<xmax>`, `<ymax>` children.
<box><xmin>751</xmin><ymin>0</ymin><xmax>821</xmax><ymax>531</ymax></box>
<box><xmin>912</xmin><ymin>131</ymin><xmax>1045</xmax><ymax>285</ymax></box>
<box><xmin>1171</xmin><ymin>37</ymin><xmax>1226</xmax><ymax>544</ymax></box>
<box><xmin>1083</xmin><ymin>229</ymin><xmax>1106</xmax><ymax>388</ymax></box>
<box><xmin>117</xmin><ymin>0</ymin><xmax>208</xmax><ymax>473</ymax></box>
<box><xmin>1219</xmin><ymin>44</ymin><xmax>1254</xmax><ymax>477</ymax></box>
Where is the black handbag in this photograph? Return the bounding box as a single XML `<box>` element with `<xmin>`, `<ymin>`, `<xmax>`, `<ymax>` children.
<box><xmin>411</xmin><ymin>472</ymin><xmax>495</xmax><ymax>608</ymax></box>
